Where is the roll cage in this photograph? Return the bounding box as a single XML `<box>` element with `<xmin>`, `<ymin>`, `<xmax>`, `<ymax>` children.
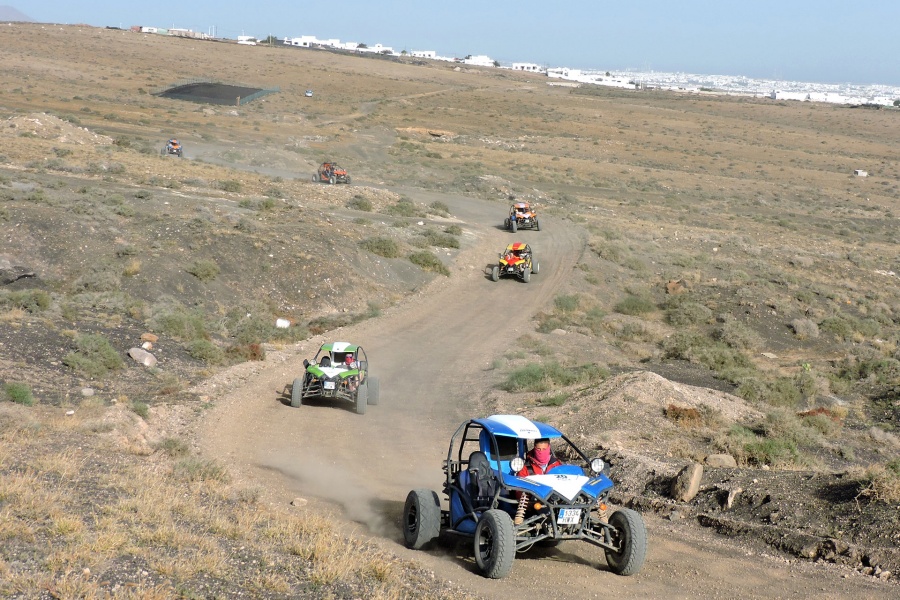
<box><xmin>442</xmin><ymin>416</ymin><xmax>614</xmax><ymax>547</ymax></box>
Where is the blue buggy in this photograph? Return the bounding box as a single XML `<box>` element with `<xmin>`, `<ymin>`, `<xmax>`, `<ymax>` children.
<box><xmin>402</xmin><ymin>415</ymin><xmax>647</xmax><ymax>579</ymax></box>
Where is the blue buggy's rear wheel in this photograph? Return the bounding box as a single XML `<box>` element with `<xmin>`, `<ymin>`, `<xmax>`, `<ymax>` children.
<box><xmin>403</xmin><ymin>489</ymin><xmax>441</xmax><ymax>549</ymax></box>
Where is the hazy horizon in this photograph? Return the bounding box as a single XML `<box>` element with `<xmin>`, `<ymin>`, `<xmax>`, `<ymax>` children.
<box><xmin>11</xmin><ymin>1</ymin><xmax>900</xmax><ymax>87</ymax></box>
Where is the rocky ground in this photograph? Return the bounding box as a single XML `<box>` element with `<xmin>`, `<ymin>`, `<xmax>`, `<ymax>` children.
<box><xmin>0</xmin><ymin>22</ymin><xmax>898</xmax><ymax>598</ymax></box>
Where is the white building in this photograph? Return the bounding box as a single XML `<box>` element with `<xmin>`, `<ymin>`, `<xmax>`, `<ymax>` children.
<box><xmin>411</xmin><ymin>50</ymin><xmax>436</xmax><ymax>59</ymax></box>
<box><xmin>463</xmin><ymin>55</ymin><xmax>495</xmax><ymax>67</ymax></box>
<box><xmin>358</xmin><ymin>43</ymin><xmax>394</xmax><ymax>54</ymax></box>
<box><xmin>548</xmin><ymin>67</ymin><xmax>581</xmax><ymax>79</ymax></box>
<box><xmin>237</xmin><ymin>35</ymin><xmax>257</xmax><ymax>45</ymax></box>
<box><xmin>512</xmin><ymin>62</ymin><xmax>544</xmax><ymax>73</ymax></box>
<box><xmin>285</xmin><ymin>35</ymin><xmax>319</xmax><ymax>47</ymax></box>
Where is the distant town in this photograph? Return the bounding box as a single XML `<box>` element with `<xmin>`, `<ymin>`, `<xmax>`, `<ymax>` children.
<box><xmin>133</xmin><ymin>24</ymin><xmax>900</xmax><ymax>107</ymax></box>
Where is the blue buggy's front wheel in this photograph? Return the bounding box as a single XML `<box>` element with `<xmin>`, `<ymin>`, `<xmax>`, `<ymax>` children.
<box><xmin>604</xmin><ymin>508</ymin><xmax>647</xmax><ymax>576</ymax></box>
<box><xmin>474</xmin><ymin>509</ymin><xmax>515</xmax><ymax>579</ymax></box>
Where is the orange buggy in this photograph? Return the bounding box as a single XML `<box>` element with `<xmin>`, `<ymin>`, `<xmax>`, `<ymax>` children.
<box><xmin>313</xmin><ymin>161</ymin><xmax>351</xmax><ymax>184</ymax></box>
<box><xmin>504</xmin><ymin>202</ymin><xmax>539</xmax><ymax>232</ymax></box>
<box><xmin>162</xmin><ymin>138</ymin><xmax>183</xmax><ymax>157</ymax></box>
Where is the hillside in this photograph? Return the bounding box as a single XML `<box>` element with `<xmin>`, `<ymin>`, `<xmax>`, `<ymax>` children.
<box><xmin>0</xmin><ymin>22</ymin><xmax>898</xmax><ymax>598</ymax></box>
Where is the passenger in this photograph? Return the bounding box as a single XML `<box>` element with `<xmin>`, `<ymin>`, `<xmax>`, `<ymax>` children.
<box><xmin>343</xmin><ymin>353</ymin><xmax>359</xmax><ymax>391</ymax></box>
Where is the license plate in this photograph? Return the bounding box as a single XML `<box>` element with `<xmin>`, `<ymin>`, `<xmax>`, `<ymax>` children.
<box><xmin>323</xmin><ymin>381</ymin><xmax>335</xmax><ymax>390</ymax></box>
<box><xmin>557</xmin><ymin>509</ymin><xmax>582</xmax><ymax>525</ymax></box>
<box><xmin>507</xmin><ymin>267</ymin><xmax>515</xmax><ymax>272</ymax></box>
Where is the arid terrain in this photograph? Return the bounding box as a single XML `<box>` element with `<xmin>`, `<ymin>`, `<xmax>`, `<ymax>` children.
<box><xmin>0</xmin><ymin>23</ymin><xmax>898</xmax><ymax>599</ymax></box>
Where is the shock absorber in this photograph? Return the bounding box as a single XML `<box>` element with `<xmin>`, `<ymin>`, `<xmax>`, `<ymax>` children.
<box><xmin>514</xmin><ymin>493</ymin><xmax>529</xmax><ymax>525</ymax></box>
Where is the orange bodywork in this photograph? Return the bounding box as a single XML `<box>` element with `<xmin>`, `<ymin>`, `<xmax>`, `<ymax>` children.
<box><xmin>510</xmin><ymin>202</ymin><xmax>536</xmax><ymax>218</ymax></box>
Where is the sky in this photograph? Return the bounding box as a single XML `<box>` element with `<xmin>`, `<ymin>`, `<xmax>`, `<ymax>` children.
<box><xmin>13</xmin><ymin>1</ymin><xmax>900</xmax><ymax>86</ymax></box>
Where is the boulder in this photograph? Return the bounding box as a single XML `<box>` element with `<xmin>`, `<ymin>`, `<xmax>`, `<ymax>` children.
<box><xmin>705</xmin><ymin>453</ymin><xmax>738</xmax><ymax>468</ymax></box>
<box><xmin>127</xmin><ymin>347</ymin><xmax>157</xmax><ymax>368</ymax></box>
<box><xmin>671</xmin><ymin>463</ymin><xmax>703</xmax><ymax>502</ymax></box>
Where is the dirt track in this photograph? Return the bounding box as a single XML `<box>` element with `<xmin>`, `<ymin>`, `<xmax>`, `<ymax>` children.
<box><xmin>198</xmin><ymin>190</ymin><xmax>893</xmax><ymax>599</ymax></box>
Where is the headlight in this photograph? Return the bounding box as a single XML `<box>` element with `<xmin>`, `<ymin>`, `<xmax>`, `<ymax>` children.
<box><xmin>590</xmin><ymin>458</ymin><xmax>605</xmax><ymax>474</ymax></box>
<box><xmin>510</xmin><ymin>457</ymin><xmax>525</xmax><ymax>473</ymax></box>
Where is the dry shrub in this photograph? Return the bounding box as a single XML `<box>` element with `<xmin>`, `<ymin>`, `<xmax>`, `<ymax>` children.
<box><xmin>226</xmin><ymin>342</ymin><xmax>265</xmax><ymax>362</ymax></box>
<box><xmin>664</xmin><ymin>404</ymin><xmax>702</xmax><ymax>428</ymax></box>
<box><xmin>715</xmin><ymin>319</ymin><xmax>762</xmax><ymax>351</ymax></box>
<box><xmin>856</xmin><ymin>460</ymin><xmax>900</xmax><ymax>503</ymax></box>
<box><xmin>790</xmin><ymin>318</ymin><xmax>820</xmax><ymax>340</ymax></box>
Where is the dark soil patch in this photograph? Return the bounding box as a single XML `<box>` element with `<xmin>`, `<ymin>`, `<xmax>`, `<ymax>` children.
<box><xmin>157</xmin><ymin>81</ymin><xmax>270</xmax><ymax>105</ymax></box>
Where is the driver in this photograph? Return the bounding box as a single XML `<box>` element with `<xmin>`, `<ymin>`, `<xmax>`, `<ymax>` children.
<box><xmin>517</xmin><ymin>438</ymin><xmax>562</xmax><ymax>476</ymax></box>
<box><xmin>514</xmin><ymin>438</ymin><xmax>563</xmax><ymax>524</ymax></box>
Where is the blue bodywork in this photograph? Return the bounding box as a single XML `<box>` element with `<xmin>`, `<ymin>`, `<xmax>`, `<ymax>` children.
<box><xmin>445</xmin><ymin>415</ymin><xmax>614</xmax><ymax>536</ymax></box>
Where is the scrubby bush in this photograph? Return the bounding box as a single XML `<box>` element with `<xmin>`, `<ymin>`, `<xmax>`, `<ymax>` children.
<box><xmin>150</xmin><ymin>304</ymin><xmax>209</xmax><ymax>342</ymax></box>
<box><xmin>428</xmin><ymin>200</ymin><xmax>450</xmax><ymax>215</ymax></box>
<box><xmin>614</xmin><ymin>295</ymin><xmax>655</xmax><ymax>315</ymax></box>
<box><xmin>218</xmin><ymin>179</ymin><xmax>243</xmax><ymax>193</ymax></box>
<box><xmin>500</xmin><ymin>361</ymin><xmax>608</xmax><ymax>393</ymax></box>
<box><xmin>3</xmin><ymin>382</ymin><xmax>34</xmax><ymax>406</ymax></box>
<box><xmin>716</xmin><ymin>424</ymin><xmax>801</xmax><ymax>468</ymax></box>
<box><xmin>663</xmin><ymin>331</ymin><xmax>756</xmax><ymax>383</ymax></box>
<box><xmin>536</xmin><ymin>313</ymin><xmax>567</xmax><ymax>334</ymax></box>
<box><xmin>538</xmin><ymin>392</ymin><xmax>570</xmax><ymax>407</ymax></box>
<box><xmin>589</xmin><ymin>240</ymin><xmax>624</xmax><ymax>262</ymax></box>
<box><xmin>74</xmin><ymin>269</ymin><xmax>121</xmax><ymax>293</ymax></box>
<box><xmin>360</xmin><ymin>236</ymin><xmax>402</xmax><ymax>258</ymax></box>
<box><xmin>130</xmin><ymin>400</ymin><xmax>149</xmax><ymax>419</ymax></box>
<box><xmin>409</xmin><ymin>251</ymin><xmax>450</xmax><ymax>276</ymax></box>
<box><xmin>583</xmin><ymin>307</ymin><xmax>608</xmax><ymax>336</ymax></box>
<box><xmin>444</xmin><ymin>224</ymin><xmax>462</xmax><ymax>236</ymax></box>
<box><xmin>820</xmin><ymin>314</ymin><xmax>881</xmax><ymax>341</ymax></box>
<box><xmin>736</xmin><ymin>376</ymin><xmax>801</xmax><ymax>407</ymax></box>
<box><xmin>384</xmin><ymin>197</ymin><xmax>420</xmax><ymax>217</ymax></box>
<box><xmin>156</xmin><ymin>436</ymin><xmax>190</xmax><ymax>457</ymax></box>
<box><xmin>714</xmin><ymin>320</ymin><xmax>762</xmax><ymax>351</ymax></box>
<box><xmin>225</xmin><ymin>307</ymin><xmax>277</xmax><ymax>345</ymax></box>
<box><xmin>666</xmin><ymin>302</ymin><xmax>713</xmax><ymax>326</ymax></box>
<box><xmin>856</xmin><ymin>459</ymin><xmax>900</xmax><ymax>503</ymax></box>
<box><xmin>173</xmin><ymin>457</ymin><xmax>229</xmax><ymax>483</ymax></box>
<box><xmin>63</xmin><ymin>333</ymin><xmax>123</xmax><ymax>378</ymax></box>
<box><xmin>554</xmin><ymin>294</ymin><xmax>580</xmax><ymax>313</ymax></box>
<box><xmin>418</xmin><ymin>229</ymin><xmax>460</xmax><ymax>249</ymax></box>
<box><xmin>347</xmin><ymin>195</ymin><xmax>373</xmax><ymax>211</ymax></box>
<box><xmin>186</xmin><ymin>259</ymin><xmax>220</xmax><ymax>282</ymax></box>
<box><xmin>188</xmin><ymin>339</ymin><xmax>225</xmax><ymax>365</ymax></box>
<box><xmin>790</xmin><ymin>318</ymin><xmax>820</xmax><ymax>340</ymax></box>
<box><xmin>1</xmin><ymin>289</ymin><xmax>51</xmax><ymax>313</ymax></box>
<box><xmin>835</xmin><ymin>347</ymin><xmax>900</xmax><ymax>384</ymax></box>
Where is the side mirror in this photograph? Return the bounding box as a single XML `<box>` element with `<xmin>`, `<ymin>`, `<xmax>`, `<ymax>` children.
<box><xmin>303</xmin><ymin>359</ymin><xmax>309</xmax><ymax>368</ymax></box>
